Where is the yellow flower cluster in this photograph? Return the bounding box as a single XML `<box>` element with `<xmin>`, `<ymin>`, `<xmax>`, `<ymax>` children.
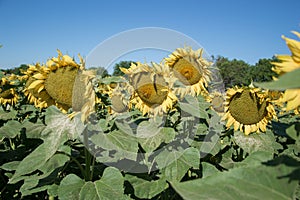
<box><xmin>1</xmin><ymin>30</ymin><xmax>298</xmax><ymax>136</ymax></box>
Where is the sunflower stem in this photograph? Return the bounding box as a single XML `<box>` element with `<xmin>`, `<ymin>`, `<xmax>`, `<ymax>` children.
<box><xmin>83</xmin><ymin>127</ymin><xmax>93</xmax><ymax>181</ymax></box>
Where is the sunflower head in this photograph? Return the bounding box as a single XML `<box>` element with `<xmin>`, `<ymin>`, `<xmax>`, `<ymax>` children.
<box><xmin>209</xmin><ymin>91</ymin><xmax>225</xmax><ymax>114</ymax></box>
<box><xmin>164</xmin><ymin>47</ymin><xmax>212</xmax><ymax>98</ymax></box>
<box><xmin>0</xmin><ymin>88</ymin><xmax>19</xmax><ymax>106</ymax></box>
<box><xmin>121</xmin><ymin>62</ymin><xmax>177</xmax><ymax>116</ymax></box>
<box><xmin>25</xmin><ymin>50</ymin><xmax>85</xmax><ymax>112</ymax></box>
<box><xmin>222</xmin><ymin>86</ymin><xmax>276</xmax><ymax>135</ymax></box>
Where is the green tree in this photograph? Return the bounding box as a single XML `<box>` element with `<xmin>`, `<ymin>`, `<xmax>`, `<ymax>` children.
<box><xmin>250</xmin><ymin>58</ymin><xmax>278</xmax><ymax>83</ymax></box>
<box><xmin>4</xmin><ymin>64</ymin><xmax>28</xmax><ymax>75</ymax></box>
<box><xmin>215</xmin><ymin>56</ymin><xmax>251</xmax><ymax>88</ymax></box>
<box><xmin>112</xmin><ymin>61</ymin><xmax>135</xmax><ymax>76</ymax></box>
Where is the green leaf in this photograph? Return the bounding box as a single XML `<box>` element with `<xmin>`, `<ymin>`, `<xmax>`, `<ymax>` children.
<box><xmin>234</xmin><ymin>151</ymin><xmax>274</xmax><ymax>168</ymax></box>
<box><xmin>22</xmin><ymin>119</ymin><xmax>46</xmax><ymax>138</ymax></box>
<box><xmin>138</xmin><ymin>120</ymin><xmax>175</xmax><ymax>152</ymax></box>
<box><xmin>19</xmin><ymin>105</ymin><xmax>37</xmax><ymax>114</ymax></box>
<box><xmin>156</xmin><ymin>147</ymin><xmax>200</xmax><ymax>181</ymax></box>
<box><xmin>286</xmin><ymin>123</ymin><xmax>300</xmax><ymax>141</ymax></box>
<box><xmin>171</xmin><ymin>155</ymin><xmax>300</xmax><ymax>200</ymax></box>
<box><xmin>0</xmin><ymin>161</ymin><xmax>20</xmax><ymax>171</ymax></box>
<box><xmin>9</xmin><ymin>107</ymin><xmax>75</xmax><ymax>183</ymax></box>
<box><xmin>0</xmin><ymin>109</ymin><xmax>17</xmax><ymax>120</ymax></box>
<box><xmin>201</xmin><ymin>162</ymin><xmax>219</xmax><ymax>178</ymax></box>
<box><xmin>179</xmin><ymin>95</ymin><xmax>209</xmax><ymax>119</ymax></box>
<box><xmin>79</xmin><ymin>167</ymin><xmax>125</xmax><ymax>200</ymax></box>
<box><xmin>125</xmin><ymin>174</ymin><xmax>168</xmax><ymax>199</ymax></box>
<box><xmin>254</xmin><ymin>68</ymin><xmax>300</xmax><ymax>90</ymax></box>
<box><xmin>233</xmin><ymin>130</ymin><xmax>282</xmax><ymax>154</ymax></box>
<box><xmin>58</xmin><ymin>174</ymin><xmax>85</xmax><ymax>200</ymax></box>
<box><xmin>90</xmin><ymin>130</ymin><xmax>139</xmax><ymax>162</ymax></box>
<box><xmin>0</xmin><ymin>120</ymin><xmax>22</xmax><ymax>141</ymax></box>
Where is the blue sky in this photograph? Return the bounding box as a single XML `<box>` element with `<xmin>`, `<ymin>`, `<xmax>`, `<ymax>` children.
<box><xmin>0</xmin><ymin>0</ymin><xmax>300</xmax><ymax>71</ymax></box>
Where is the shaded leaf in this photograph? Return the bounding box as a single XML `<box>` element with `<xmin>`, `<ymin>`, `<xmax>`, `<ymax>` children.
<box><xmin>9</xmin><ymin>107</ymin><xmax>75</xmax><ymax>183</ymax></box>
<box><xmin>156</xmin><ymin>147</ymin><xmax>200</xmax><ymax>181</ymax></box>
<box><xmin>138</xmin><ymin>122</ymin><xmax>176</xmax><ymax>153</ymax></box>
<box><xmin>179</xmin><ymin>95</ymin><xmax>208</xmax><ymax>119</ymax></box>
<box><xmin>0</xmin><ymin>120</ymin><xmax>22</xmax><ymax>141</ymax></box>
<box><xmin>125</xmin><ymin>174</ymin><xmax>168</xmax><ymax>199</ymax></box>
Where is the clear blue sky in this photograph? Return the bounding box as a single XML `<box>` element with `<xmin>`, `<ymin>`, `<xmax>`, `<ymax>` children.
<box><xmin>1</xmin><ymin>0</ymin><xmax>300</xmax><ymax>70</ymax></box>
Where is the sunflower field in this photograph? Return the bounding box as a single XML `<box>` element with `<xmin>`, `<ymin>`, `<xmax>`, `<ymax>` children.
<box><xmin>0</xmin><ymin>32</ymin><xmax>300</xmax><ymax>200</ymax></box>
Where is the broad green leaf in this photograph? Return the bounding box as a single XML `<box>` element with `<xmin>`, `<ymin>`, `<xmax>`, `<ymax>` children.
<box><xmin>138</xmin><ymin>122</ymin><xmax>176</xmax><ymax>152</ymax></box>
<box><xmin>91</xmin><ymin>130</ymin><xmax>139</xmax><ymax>162</ymax></box>
<box><xmin>234</xmin><ymin>130</ymin><xmax>282</xmax><ymax>154</ymax></box>
<box><xmin>47</xmin><ymin>184</ymin><xmax>59</xmax><ymax>198</ymax></box>
<box><xmin>125</xmin><ymin>174</ymin><xmax>168</xmax><ymax>199</ymax></box>
<box><xmin>254</xmin><ymin>68</ymin><xmax>300</xmax><ymax>90</ymax></box>
<box><xmin>234</xmin><ymin>151</ymin><xmax>274</xmax><ymax>168</ymax></box>
<box><xmin>156</xmin><ymin>147</ymin><xmax>200</xmax><ymax>181</ymax></box>
<box><xmin>179</xmin><ymin>95</ymin><xmax>209</xmax><ymax>119</ymax></box>
<box><xmin>115</xmin><ymin>119</ymin><xmax>134</xmax><ymax>135</ymax></box>
<box><xmin>201</xmin><ymin>162</ymin><xmax>219</xmax><ymax>178</ymax></box>
<box><xmin>0</xmin><ymin>120</ymin><xmax>22</xmax><ymax>141</ymax></box>
<box><xmin>58</xmin><ymin>174</ymin><xmax>85</xmax><ymax>200</ymax></box>
<box><xmin>19</xmin><ymin>105</ymin><xmax>37</xmax><ymax>114</ymax></box>
<box><xmin>22</xmin><ymin>119</ymin><xmax>46</xmax><ymax>138</ymax></box>
<box><xmin>9</xmin><ymin>107</ymin><xmax>75</xmax><ymax>183</ymax></box>
<box><xmin>79</xmin><ymin>167</ymin><xmax>125</xmax><ymax>200</ymax></box>
<box><xmin>286</xmin><ymin>123</ymin><xmax>300</xmax><ymax>141</ymax></box>
<box><xmin>171</xmin><ymin>155</ymin><xmax>300</xmax><ymax>200</ymax></box>
<box><xmin>0</xmin><ymin>109</ymin><xmax>17</xmax><ymax>120</ymax></box>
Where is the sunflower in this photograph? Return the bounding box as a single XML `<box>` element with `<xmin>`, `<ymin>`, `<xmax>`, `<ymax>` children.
<box><xmin>105</xmin><ymin>81</ymin><xmax>130</xmax><ymax>115</ymax></box>
<box><xmin>0</xmin><ymin>74</ymin><xmax>20</xmax><ymax>106</ymax></box>
<box><xmin>164</xmin><ymin>47</ymin><xmax>212</xmax><ymax>98</ymax></box>
<box><xmin>272</xmin><ymin>31</ymin><xmax>300</xmax><ymax>112</ymax></box>
<box><xmin>209</xmin><ymin>91</ymin><xmax>225</xmax><ymax>114</ymax></box>
<box><xmin>26</xmin><ymin>50</ymin><xmax>84</xmax><ymax>112</ymax></box>
<box><xmin>121</xmin><ymin>62</ymin><xmax>177</xmax><ymax>116</ymax></box>
<box><xmin>22</xmin><ymin>64</ymin><xmax>54</xmax><ymax>108</ymax></box>
<box><xmin>222</xmin><ymin>86</ymin><xmax>277</xmax><ymax>135</ymax></box>
<box><xmin>0</xmin><ymin>88</ymin><xmax>19</xmax><ymax>106</ymax></box>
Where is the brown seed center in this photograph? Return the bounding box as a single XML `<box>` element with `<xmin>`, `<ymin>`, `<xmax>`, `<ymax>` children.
<box><xmin>229</xmin><ymin>90</ymin><xmax>267</xmax><ymax>125</ymax></box>
<box><xmin>173</xmin><ymin>58</ymin><xmax>202</xmax><ymax>85</ymax></box>
<box><xmin>45</xmin><ymin>66</ymin><xmax>78</xmax><ymax>107</ymax></box>
<box><xmin>132</xmin><ymin>72</ymin><xmax>168</xmax><ymax>107</ymax></box>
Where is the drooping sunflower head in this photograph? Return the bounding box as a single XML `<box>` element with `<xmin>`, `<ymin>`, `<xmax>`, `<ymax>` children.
<box><xmin>271</xmin><ymin>31</ymin><xmax>300</xmax><ymax>112</ymax></box>
<box><xmin>107</xmin><ymin>82</ymin><xmax>130</xmax><ymax>115</ymax></box>
<box><xmin>222</xmin><ymin>86</ymin><xmax>276</xmax><ymax>135</ymax></box>
<box><xmin>0</xmin><ymin>88</ymin><xmax>19</xmax><ymax>106</ymax></box>
<box><xmin>164</xmin><ymin>47</ymin><xmax>212</xmax><ymax>98</ymax></box>
<box><xmin>121</xmin><ymin>62</ymin><xmax>177</xmax><ymax>116</ymax></box>
<box><xmin>209</xmin><ymin>91</ymin><xmax>225</xmax><ymax>114</ymax></box>
<box><xmin>26</xmin><ymin>50</ymin><xmax>85</xmax><ymax>112</ymax></box>
<box><xmin>0</xmin><ymin>74</ymin><xmax>20</xmax><ymax>107</ymax></box>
